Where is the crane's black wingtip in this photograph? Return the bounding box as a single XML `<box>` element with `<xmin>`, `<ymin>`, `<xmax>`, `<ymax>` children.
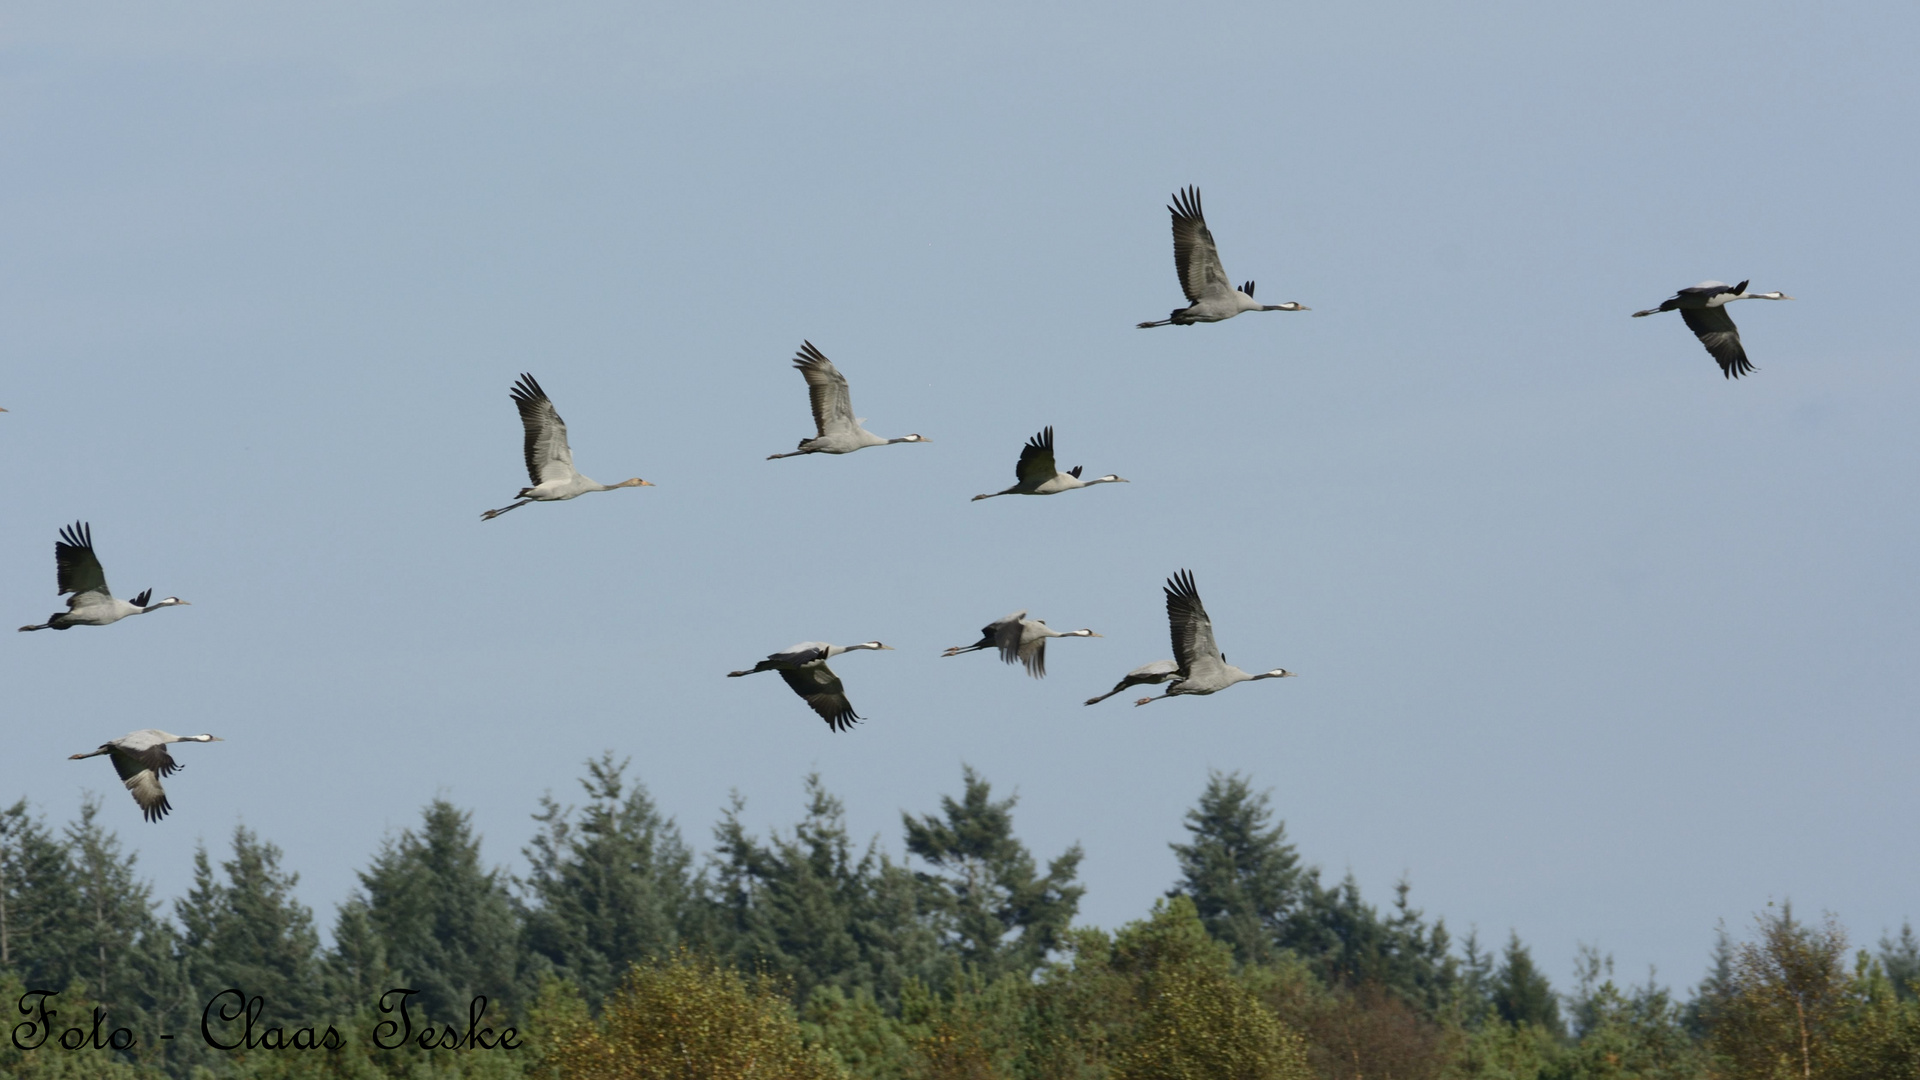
<box><xmin>510</xmin><ymin>373</ymin><xmax>548</xmax><ymax>402</ymax></box>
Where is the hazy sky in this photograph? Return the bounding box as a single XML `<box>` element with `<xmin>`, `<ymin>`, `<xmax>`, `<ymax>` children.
<box><xmin>5</xmin><ymin>1</ymin><xmax>1916</xmax><ymax>992</ymax></box>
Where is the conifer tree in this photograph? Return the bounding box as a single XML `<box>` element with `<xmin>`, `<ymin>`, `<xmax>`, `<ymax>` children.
<box><xmin>902</xmin><ymin>765</ymin><xmax>1084</xmax><ymax>983</ymax></box>
<box><xmin>710</xmin><ymin>774</ymin><xmax>938</xmax><ymax>1007</ymax></box>
<box><xmin>62</xmin><ymin>798</ymin><xmax>183</xmax><ymax>1067</ymax></box>
<box><xmin>174</xmin><ymin>826</ymin><xmax>328</xmax><ymax>1025</ymax></box>
<box><xmin>1882</xmin><ymin>921</ymin><xmax>1920</xmax><ymax>1002</ymax></box>
<box><xmin>354</xmin><ymin>798</ymin><xmax>525</xmax><ymax>1021</ymax></box>
<box><xmin>1490</xmin><ymin>931</ymin><xmax>1563</xmax><ymax>1036</ymax></box>
<box><xmin>0</xmin><ymin>799</ymin><xmax>82</xmax><ymax>990</ymax></box>
<box><xmin>519</xmin><ymin>752</ymin><xmax>696</xmax><ymax>1006</ymax></box>
<box><xmin>326</xmin><ymin>896</ymin><xmax>395</xmax><ymax>1010</ymax></box>
<box><xmin>1167</xmin><ymin>771</ymin><xmax>1303</xmax><ymax>966</ymax></box>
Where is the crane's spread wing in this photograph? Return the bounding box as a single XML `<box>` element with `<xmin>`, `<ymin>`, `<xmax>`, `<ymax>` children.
<box><xmin>1165</xmin><ymin>570</ymin><xmax>1224</xmax><ymax>677</ymax></box>
<box><xmin>1680</xmin><ymin>307</ymin><xmax>1751</xmax><ymax>378</ymax></box>
<box><xmin>1018</xmin><ymin>634</ymin><xmax>1048</xmax><ymax>678</ymax></box>
<box><xmin>991</xmin><ymin>612</ymin><xmax>1028</xmax><ymax>665</ymax></box>
<box><xmin>109</xmin><ymin>745</ymin><xmax>176</xmax><ymax>823</ymax></box>
<box><xmin>510</xmin><ymin>374</ymin><xmax>577</xmax><ymax>486</ymax></box>
<box><xmin>1015</xmin><ymin>428</ymin><xmax>1058</xmax><ymax>484</ymax></box>
<box><xmin>779</xmin><ymin>662</ymin><xmax>862</xmax><ymax>732</ymax></box>
<box><xmin>1169</xmin><ymin>187</ymin><xmax>1230</xmax><ymax>304</ymax></box>
<box><xmin>53</xmin><ymin>522</ymin><xmax>110</xmax><ymax>598</ymax></box>
<box><xmin>793</xmin><ymin>342</ymin><xmax>857</xmax><ymax>437</ymax></box>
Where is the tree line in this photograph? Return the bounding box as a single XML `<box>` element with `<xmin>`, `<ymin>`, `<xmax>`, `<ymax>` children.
<box><xmin>2</xmin><ymin>759</ymin><xmax>1915</xmax><ymax>1078</ymax></box>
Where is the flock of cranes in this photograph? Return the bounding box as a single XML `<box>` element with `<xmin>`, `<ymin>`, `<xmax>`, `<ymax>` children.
<box><xmin>20</xmin><ymin>184</ymin><xmax>1797</xmax><ymax>821</ymax></box>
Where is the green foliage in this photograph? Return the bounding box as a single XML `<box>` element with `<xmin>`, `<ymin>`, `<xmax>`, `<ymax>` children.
<box><xmin>542</xmin><ymin>951</ymin><xmax>846</xmax><ymax>1079</ymax></box>
<box><xmin>1550</xmin><ymin>947</ymin><xmax>1705</xmax><ymax>1080</ymax></box>
<box><xmin>1823</xmin><ymin>953</ymin><xmax>1920</xmax><ymax>1080</ymax></box>
<box><xmin>801</xmin><ymin>985</ymin><xmax>917</xmax><ymax>1079</ymax></box>
<box><xmin>897</xmin><ymin>973</ymin><xmax>1028</xmax><ymax>1080</ymax></box>
<box><xmin>902</xmin><ymin>766</ymin><xmax>1084</xmax><ymax>986</ymax></box>
<box><xmin>62</xmin><ymin>799</ymin><xmax>183</xmax><ymax>1068</ymax></box>
<box><xmin>353</xmin><ymin>799</ymin><xmax>525</xmax><ymax>1023</ymax></box>
<box><xmin>1492</xmin><ymin>933</ymin><xmax>1564</xmax><ymax>1038</ymax></box>
<box><xmin>518</xmin><ymin>753</ymin><xmax>697</xmax><ymax>1007</ymax></box>
<box><xmin>0</xmin><ymin>971</ymin><xmax>156</xmax><ymax>1080</ymax></box>
<box><xmin>1254</xmin><ymin>970</ymin><xmax>1451</xmax><ymax>1080</ymax></box>
<box><xmin>176</xmin><ymin>827</ymin><xmax>329</xmax><ymax>1023</ymax></box>
<box><xmin>1167</xmin><ymin>771</ymin><xmax>1304</xmax><ymax>967</ymax></box>
<box><xmin>33</xmin><ymin>765</ymin><xmax>1920</xmax><ymax>1080</ymax></box>
<box><xmin>710</xmin><ymin>774</ymin><xmax>941</xmax><ymax>1008</ymax></box>
<box><xmin>1104</xmin><ymin>897</ymin><xmax>1312</xmax><ymax>1080</ymax></box>
<box><xmin>1444</xmin><ymin>1019</ymin><xmax>1560</xmax><ymax>1080</ymax></box>
<box><xmin>1881</xmin><ymin>922</ymin><xmax>1920</xmax><ymax>1002</ymax></box>
<box><xmin>1</xmin><ymin>799</ymin><xmax>85</xmax><ymax>993</ymax></box>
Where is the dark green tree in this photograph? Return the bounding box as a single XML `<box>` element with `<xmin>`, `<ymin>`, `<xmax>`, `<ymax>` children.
<box><xmin>1278</xmin><ymin>871</ymin><xmax>1455</xmax><ymax>1012</ymax></box>
<box><xmin>1454</xmin><ymin>927</ymin><xmax>1497</xmax><ymax>1024</ymax></box>
<box><xmin>354</xmin><ymin>798</ymin><xmax>525</xmax><ymax>1020</ymax></box>
<box><xmin>1686</xmin><ymin>922</ymin><xmax>1735</xmax><ymax>1036</ymax></box>
<box><xmin>1881</xmin><ymin>921</ymin><xmax>1919</xmax><ymax>1002</ymax></box>
<box><xmin>0</xmin><ymin>798</ymin><xmax>82</xmax><ymax>990</ymax></box>
<box><xmin>325</xmin><ymin>896</ymin><xmax>395</xmax><ymax>1009</ymax></box>
<box><xmin>519</xmin><ymin>753</ymin><xmax>697</xmax><ymax>1006</ymax></box>
<box><xmin>1559</xmin><ymin>947</ymin><xmax>1705</xmax><ymax>1079</ymax></box>
<box><xmin>1490</xmin><ymin>931</ymin><xmax>1564</xmax><ymax>1036</ymax></box>
<box><xmin>64</xmin><ymin>798</ymin><xmax>184</xmax><ymax>1068</ymax></box>
<box><xmin>174</xmin><ymin>825</ymin><xmax>328</xmax><ymax>1024</ymax></box>
<box><xmin>902</xmin><ymin>765</ymin><xmax>1084</xmax><ymax>984</ymax></box>
<box><xmin>1167</xmin><ymin>770</ymin><xmax>1304</xmax><ymax>966</ymax></box>
<box><xmin>710</xmin><ymin>774</ymin><xmax>938</xmax><ymax>1007</ymax></box>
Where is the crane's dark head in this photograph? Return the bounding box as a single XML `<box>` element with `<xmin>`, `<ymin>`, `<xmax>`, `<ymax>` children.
<box><xmin>147</xmin><ymin>596</ymin><xmax>190</xmax><ymax>610</ymax></box>
<box><xmin>616</xmin><ymin>478</ymin><xmax>656</xmax><ymax>488</ymax></box>
<box><xmin>853</xmin><ymin>641</ymin><xmax>894</xmax><ymax>652</ymax></box>
<box><xmin>1066</xmin><ymin>629</ymin><xmax>1102</xmax><ymax>638</ymax></box>
<box><xmin>891</xmin><ymin>434</ymin><xmax>930</xmax><ymax>444</ymax></box>
<box><xmin>182</xmin><ymin>734</ymin><xmax>224</xmax><ymax>743</ymax></box>
<box><xmin>1257</xmin><ymin>668</ymin><xmax>1297</xmax><ymax>679</ymax></box>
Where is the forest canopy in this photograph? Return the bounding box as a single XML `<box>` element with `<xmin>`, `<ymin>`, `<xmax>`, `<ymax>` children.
<box><xmin>3</xmin><ymin>762</ymin><xmax>1915</xmax><ymax>1079</ymax></box>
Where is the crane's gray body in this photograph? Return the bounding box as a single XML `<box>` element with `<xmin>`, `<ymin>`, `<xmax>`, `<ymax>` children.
<box><xmin>482</xmin><ymin>373</ymin><xmax>652</xmax><ymax>520</ymax></box>
<box><xmin>1631</xmin><ymin>280</ymin><xmax>1794</xmax><ymax>379</ymax></box>
<box><xmin>768</xmin><ymin>342</ymin><xmax>928</xmax><ymax>458</ymax></box>
<box><xmin>727</xmin><ymin>640</ymin><xmax>892</xmax><ymax>732</ymax></box>
<box><xmin>942</xmin><ymin>610</ymin><xmax>1101</xmax><ymax>678</ymax></box>
<box><xmin>1138</xmin><ymin>186</ymin><xmax>1308</xmax><ymax>328</ymax></box>
<box><xmin>18</xmin><ymin>522</ymin><xmax>188</xmax><ymax>632</ymax></box>
<box><xmin>69</xmin><ymin>729</ymin><xmax>222</xmax><ymax>822</ymax></box>
<box><xmin>1135</xmin><ymin>570</ymin><xmax>1294</xmax><ymax>705</ymax></box>
<box><xmin>973</xmin><ymin>427</ymin><xmax>1126</xmax><ymax>500</ymax></box>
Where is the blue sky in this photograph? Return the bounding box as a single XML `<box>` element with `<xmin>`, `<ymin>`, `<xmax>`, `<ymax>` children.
<box><xmin>4</xmin><ymin>1</ymin><xmax>1917</xmax><ymax>991</ymax></box>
